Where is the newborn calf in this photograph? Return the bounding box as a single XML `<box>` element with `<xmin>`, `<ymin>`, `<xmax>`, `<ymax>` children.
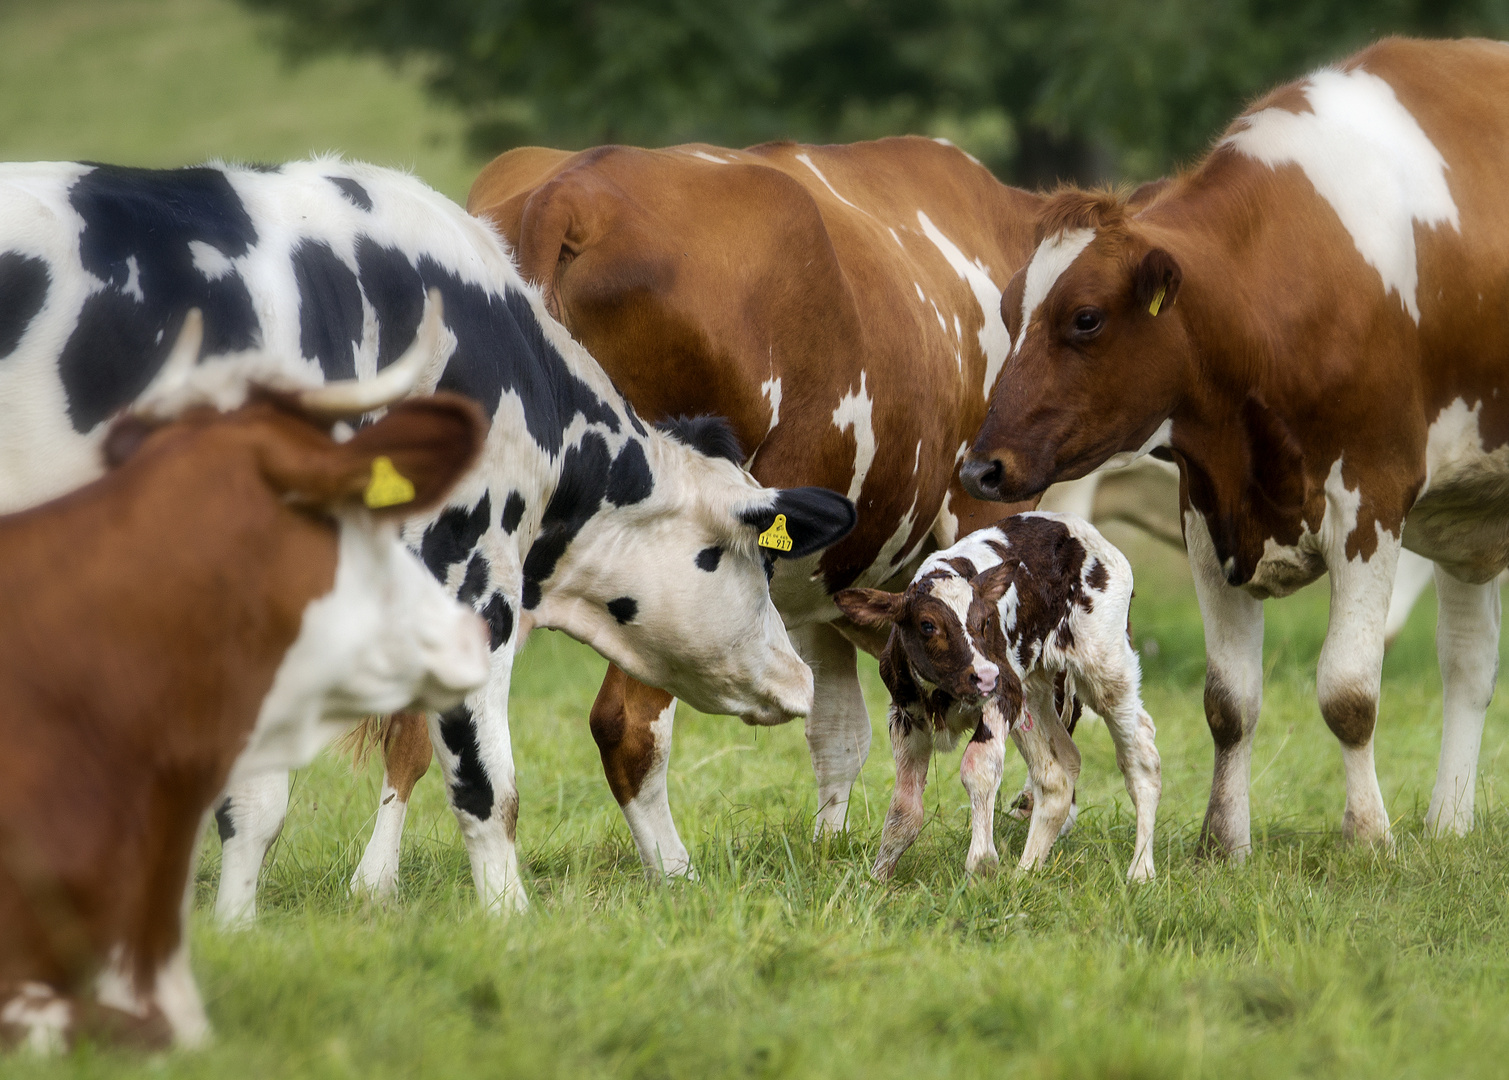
<box><xmin>835</xmin><ymin>512</ymin><xmax>1160</xmax><ymax>882</ymax></box>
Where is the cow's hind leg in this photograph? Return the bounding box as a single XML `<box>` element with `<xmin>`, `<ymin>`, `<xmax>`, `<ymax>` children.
<box><xmin>793</xmin><ymin>623</ymin><xmax>873</xmax><ymax>837</ymax></box>
<box><xmin>960</xmin><ymin>705</ymin><xmax>1007</xmax><ymax>874</ymax></box>
<box><xmin>1426</xmin><ymin>566</ymin><xmax>1501</xmax><ymax>836</ymax></box>
<box><xmin>872</xmin><ymin>710</ymin><xmax>933</xmax><ymax>879</ymax></box>
<box><xmin>1011</xmin><ymin>681</ymin><xmax>1081</xmax><ymax>872</ymax></box>
<box><xmin>351</xmin><ymin>711</ymin><xmax>434</xmax><ymax>900</ymax></box>
<box><xmin>213</xmin><ymin>770</ymin><xmax>289</xmax><ymax>927</ymax></box>
<box><xmin>1075</xmin><ymin>651</ymin><xmax>1161</xmax><ymax>882</ymax></box>
<box><xmin>591</xmin><ymin>665</ymin><xmax>693</xmax><ymax>879</ymax></box>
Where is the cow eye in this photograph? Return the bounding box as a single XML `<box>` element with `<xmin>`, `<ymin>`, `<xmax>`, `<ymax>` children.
<box><xmin>1070</xmin><ymin>307</ymin><xmax>1104</xmax><ymax>339</ymax></box>
<box><xmin>919</xmin><ymin>620</ymin><xmax>936</xmax><ymax>636</ymax></box>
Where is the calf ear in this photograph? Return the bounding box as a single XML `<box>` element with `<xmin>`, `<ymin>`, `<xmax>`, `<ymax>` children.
<box><xmin>972</xmin><ymin>562</ymin><xmax>1015</xmax><ymax>605</ymax></box>
<box><xmin>833</xmin><ymin>587</ymin><xmax>903</xmax><ymax>629</ymax></box>
<box><xmin>740</xmin><ymin>487</ymin><xmax>856</xmax><ymax>559</ymax></box>
<box><xmin>1134</xmin><ymin>248</ymin><xmax>1181</xmax><ymax>317</ymax></box>
<box><xmin>267</xmin><ymin>393</ymin><xmax>487</xmax><ymax>516</ymax></box>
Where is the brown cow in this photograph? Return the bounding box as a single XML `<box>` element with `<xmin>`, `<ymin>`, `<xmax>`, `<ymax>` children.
<box><xmin>0</xmin><ymin>316</ymin><xmax>489</xmax><ymax>1050</ymax></box>
<box><xmin>963</xmin><ymin>37</ymin><xmax>1509</xmax><ymax>855</ymax></box>
<box><xmin>341</xmin><ymin>136</ymin><xmax>1047</xmax><ymax>887</ymax></box>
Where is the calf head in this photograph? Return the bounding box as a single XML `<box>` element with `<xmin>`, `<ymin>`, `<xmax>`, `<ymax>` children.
<box><xmin>962</xmin><ymin>190</ymin><xmax>1191</xmax><ymax>502</ymax></box>
<box><xmin>530</xmin><ymin>416</ymin><xmax>855</xmax><ymax>725</ymax></box>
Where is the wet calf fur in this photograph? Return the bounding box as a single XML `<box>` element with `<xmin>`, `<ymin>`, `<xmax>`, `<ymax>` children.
<box><xmin>835</xmin><ymin>513</ymin><xmax>1160</xmax><ymax>882</ymax></box>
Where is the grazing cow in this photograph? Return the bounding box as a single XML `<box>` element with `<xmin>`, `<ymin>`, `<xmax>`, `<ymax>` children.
<box><xmin>962</xmin><ymin>37</ymin><xmax>1509</xmax><ymax>853</ymax></box>
<box><xmin>0</xmin><ymin>317</ymin><xmax>490</xmax><ymax>1051</ymax></box>
<box><xmin>444</xmin><ymin>135</ymin><xmax>1044</xmax><ymax>883</ymax></box>
<box><xmin>0</xmin><ymin>159</ymin><xmax>855</xmax><ymax>920</ymax></box>
<box><xmin>835</xmin><ymin>513</ymin><xmax>1159</xmax><ymax>882</ymax></box>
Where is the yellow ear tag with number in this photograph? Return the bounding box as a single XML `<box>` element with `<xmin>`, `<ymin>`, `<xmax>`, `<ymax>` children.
<box><xmin>364</xmin><ymin>455</ymin><xmax>416</xmax><ymax>509</ymax></box>
<box><xmin>1148</xmin><ymin>285</ymin><xmax>1167</xmax><ymax>317</ymax></box>
<box><xmin>758</xmin><ymin>513</ymin><xmax>793</xmax><ymax>552</ymax></box>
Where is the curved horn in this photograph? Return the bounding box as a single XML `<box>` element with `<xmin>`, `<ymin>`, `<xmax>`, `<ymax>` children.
<box><xmin>297</xmin><ymin>289</ymin><xmax>445</xmax><ymax>418</ymax></box>
<box><xmin>136</xmin><ymin>309</ymin><xmax>203</xmax><ymax>407</ymax></box>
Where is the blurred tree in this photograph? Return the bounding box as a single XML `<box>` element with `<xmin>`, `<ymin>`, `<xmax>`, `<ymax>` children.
<box><xmin>240</xmin><ymin>0</ymin><xmax>1509</xmax><ymax>185</ymax></box>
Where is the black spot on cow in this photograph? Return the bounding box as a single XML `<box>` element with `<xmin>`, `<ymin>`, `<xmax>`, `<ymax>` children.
<box><xmin>292</xmin><ymin>239</ymin><xmax>363</xmax><ymax>381</ymax></box>
<box><xmin>481</xmin><ymin>593</ymin><xmax>513</xmax><ymax>650</ymax></box>
<box><xmin>656</xmin><ymin>414</ymin><xmax>743</xmax><ymax>464</ymax></box>
<box><xmin>420</xmin><ymin>493</ymin><xmax>491</xmax><ymax>580</ymax></box>
<box><xmin>521</xmin><ymin>431</ymin><xmax>612</xmax><ymax>609</ymax></box>
<box><xmin>738</xmin><ymin>487</ymin><xmax>857</xmax><ymax>559</ymax></box>
<box><xmin>439</xmin><ymin>705</ymin><xmax>494</xmax><ymax>820</ymax></box>
<box><xmin>695</xmin><ymin>546</ymin><xmax>722</xmax><ymax>572</ymax></box>
<box><xmin>605</xmin><ymin>439</ymin><xmax>653</xmax><ymax>506</ymax></box>
<box><xmin>0</xmin><ymin>253</ymin><xmax>49</xmax><ymax>359</ymax></box>
<box><xmin>945</xmin><ymin>556</ymin><xmax>978</xmax><ymax>579</ymax></box>
<box><xmin>60</xmin><ymin>164</ymin><xmax>262</xmax><ymax>431</ymax></box>
<box><xmin>1086</xmin><ymin>558</ymin><xmax>1109</xmax><ymax>591</ymax></box>
<box><xmin>606</xmin><ymin>597</ymin><xmax>638</xmax><ymax>624</ymax></box>
<box><xmin>500</xmin><ymin>491</ymin><xmax>526</xmax><ymax>534</ymax></box>
<box><xmin>214</xmin><ymin>798</ymin><xmax>236</xmax><ymax>842</ymax></box>
<box><xmin>327</xmin><ymin>175</ymin><xmax>373</xmax><ymax>211</ymax></box>
<box><xmin>457</xmin><ymin>552</ymin><xmax>489</xmax><ymax>608</ymax></box>
<box><xmin>355</xmin><ymin>236</ymin><xmax>425</xmax><ymax>371</ymax></box>
<box><xmin>625</xmin><ymin>403</ymin><xmax>647</xmax><ymax>437</ymax></box>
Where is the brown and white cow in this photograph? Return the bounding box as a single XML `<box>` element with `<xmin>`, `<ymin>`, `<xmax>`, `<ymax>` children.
<box><xmin>344</xmin><ymin>136</ymin><xmax>1047</xmax><ymax>885</ymax></box>
<box><xmin>963</xmin><ymin>37</ymin><xmax>1509</xmax><ymax>854</ymax></box>
<box><xmin>0</xmin><ymin>317</ymin><xmax>489</xmax><ymax>1050</ymax></box>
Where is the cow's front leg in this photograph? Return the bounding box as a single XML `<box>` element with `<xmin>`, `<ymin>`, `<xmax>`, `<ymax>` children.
<box><xmin>872</xmin><ymin>709</ymin><xmax>932</xmax><ymax>879</ymax></box>
<box><xmin>431</xmin><ymin>646</ymin><xmax>527</xmax><ymax>914</ymax></box>
<box><xmin>1318</xmin><ymin>525</ymin><xmax>1399</xmax><ymax>847</ymax></box>
<box><xmin>960</xmin><ymin>703</ymin><xmax>1007</xmax><ymax>874</ymax></box>
<box><xmin>590</xmin><ymin>665</ymin><xmax>693</xmax><ymax>879</ymax></box>
<box><xmin>1011</xmin><ymin>681</ymin><xmax>1081</xmax><ymax>872</ymax></box>
<box><xmin>792</xmin><ymin>622</ymin><xmax>873</xmax><ymax>837</ymax></box>
<box><xmin>1185</xmin><ymin>512</ymin><xmax>1265</xmax><ymax>858</ymax></box>
<box><xmin>351</xmin><ymin>711</ymin><xmax>433</xmax><ymax>900</ymax></box>
<box><xmin>212</xmin><ymin>770</ymin><xmax>289</xmax><ymax>927</ymax></box>
<box><xmin>1426</xmin><ymin>565</ymin><xmax>1501</xmax><ymax>836</ymax></box>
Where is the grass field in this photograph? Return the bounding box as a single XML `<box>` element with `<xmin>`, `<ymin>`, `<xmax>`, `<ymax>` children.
<box><xmin>7</xmin><ymin>3</ymin><xmax>1509</xmax><ymax>1076</ymax></box>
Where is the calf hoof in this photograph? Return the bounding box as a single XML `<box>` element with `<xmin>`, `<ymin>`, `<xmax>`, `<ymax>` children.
<box><xmin>965</xmin><ymin>850</ymin><xmax>1000</xmax><ymax>876</ymax></box>
<box><xmin>1126</xmin><ymin>857</ymin><xmax>1155</xmax><ymax>884</ymax></box>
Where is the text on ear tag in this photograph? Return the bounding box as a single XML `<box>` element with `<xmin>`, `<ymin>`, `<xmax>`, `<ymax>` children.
<box><xmin>758</xmin><ymin>513</ymin><xmax>793</xmax><ymax>552</ymax></box>
<box><xmin>1148</xmin><ymin>285</ymin><xmax>1167</xmax><ymax>317</ymax></box>
<box><xmin>364</xmin><ymin>455</ymin><xmax>416</xmax><ymax>509</ymax></box>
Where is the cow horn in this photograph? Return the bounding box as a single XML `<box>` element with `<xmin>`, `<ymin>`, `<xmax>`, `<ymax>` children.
<box><xmin>138</xmin><ymin>308</ymin><xmax>204</xmax><ymax>403</ymax></box>
<box><xmin>297</xmin><ymin>289</ymin><xmax>445</xmax><ymax>418</ymax></box>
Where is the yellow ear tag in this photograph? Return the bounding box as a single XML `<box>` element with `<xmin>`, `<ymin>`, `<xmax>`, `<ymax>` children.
<box><xmin>364</xmin><ymin>455</ymin><xmax>416</xmax><ymax>509</ymax></box>
<box><xmin>1148</xmin><ymin>285</ymin><xmax>1167</xmax><ymax>317</ymax></box>
<box><xmin>757</xmin><ymin>513</ymin><xmax>794</xmax><ymax>552</ymax></box>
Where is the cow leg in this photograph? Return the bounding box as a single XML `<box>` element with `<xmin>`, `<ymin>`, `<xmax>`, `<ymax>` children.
<box><xmin>351</xmin><ymin>711</ymin><xmax>434</xmax><ymax>900</ymax></box>
<box><xmin>871</xmin><ymin>710</ymin><xmax>933</xmax><ymax>879</ymax></box>
<box><xmin>1011</xmin><ymin>681</ymin><xmax>1081</xmax><ymax>872</ymax></box>
<box><xmin>212</xmin><ymin>770</ymin><xmax>289</xmax><ymax>927</ymax></box>
<box><xmin>1426</xmin><ymin>566</ymin><xmax>1501</xmax><ymax>837</ymax></box>
<box><xmin>1075</xmin><ymin>651</ymin><xmax>1162</xmax><ymax>883</ymax></box>
<box><xmin>960</xmin><ymin>705</ymin><xmax>1007</xmax><ymax>874</ymax></box>
<box><xmin>1384</xmin><ymin>549</ymin><xmax>1436</xmax><ymax>649</ymax></box>
<box><xmin>1317</xmin><ymin>530</ymin><xmax>1399</xmax><ymax>847</ymax></box>
<box><xmin>792</xmin><ymin>622</ymin><xmax>873</xmax><ymax>837</ymax></box>
<box><xmin>1185</xmin><ymin>511</ymin><xmax>1265</xmax><ymax>858</ymax></box>
<box><xmin>590</xmin><ymin>665</ymin><xmax>693</xmax><ymax>879</ymax></box>
<box><xmin>431</xmin><ymin>647</ymin><xmax>528</xmax><ymax>914</ymax></box>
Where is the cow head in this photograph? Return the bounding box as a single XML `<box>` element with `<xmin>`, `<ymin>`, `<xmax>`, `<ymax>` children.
<box><xmin>527</xmin><ymin>416</ymin><xmax>855</xmax><ymax>725</ymax></box>
<box><xmin>961</xmin><ymin>190</ymin><xmax>1191</xmax><ymax>502</ymax></box>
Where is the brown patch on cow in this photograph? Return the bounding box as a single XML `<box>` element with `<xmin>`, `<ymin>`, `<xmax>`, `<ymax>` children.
<box><xmin>1322</xmin><ymin>685</ymin><xmax>1377</xmax><ymax>748</ymax></box>
<box><xmin>589</xmin><ymin>665</ymin><xmax>672</xmax><ymax>805</ymax></box>
<box><xmin>381</xmin><ymin>711</ymin><xmax>434</xmax><ymax>802</ymax></box>
<box><xmin>1085</xmin><ymin>558</ymin><xmax>1109</xmax><ymax>591</ymax></box>
<box><xmin>1203</xmin><ymin>671</ymin><xmax>1248</xmax><ymax>749</ymax></box>
<box><xmin>1034</xmin><ymin>187</ymin><xmax>1128</xmax><ymax>243</ymax></box>
<box><xmin>943</xmin><ymin>556</ymin><xmax>977</xmax><ymax>579</ymax></box>
<box><xmin>499</xmin><ymin>790</ymin><xmax>521</xmax><ymax>844</ymax></box>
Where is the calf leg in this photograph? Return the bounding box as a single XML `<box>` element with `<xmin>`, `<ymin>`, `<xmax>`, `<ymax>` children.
<box><xmin>1317</xmin><ymin>529</ymin><xmax>1399</xmax><ymax>847</ymax></box>
<box><xmin>1011</xmin><ymin>683</ymin><xmax>1081</xmax><ymax>872</ymax></box>
<box><xmin>1075</xmin><ymin>654</ymin><xmax>1162</xmax><ymax>882</ymax></box>
<box><xmin>792</xmin><ymin>622</ymin><xmax>873</xmax><ymax>837</ymax></box>
<box><xmin>351</xmin><ymin>711</ymin><xmax>433</xmax><ymax>900</ymax></box>
<box><xmin>212</xmin><ymin>770</ymin><xmax>289</xmax><ymax>927</ymax></box>
<box><xmin>1426</xmin><ymin>566</ymin><xmax>1501</xmax><ymax>836</ymax></box>
<box><xmin>590</xmin><ymin>665</ymin><xmax>693</xmax><ymax>879</ymax></box>
<box><xmin>960</xmin><ymin>706</ymin><xmax>1007</xmax><ymax>874</ymax></box>
<box><xmin>1186</xmin><ymin>511</ymin><xmax>1265</xmax><ymax>858</ymax></box>
<box><xmin>871</xmin><ymin>711</ymin><xmax>933</xmax><ymax>880</ymax></box>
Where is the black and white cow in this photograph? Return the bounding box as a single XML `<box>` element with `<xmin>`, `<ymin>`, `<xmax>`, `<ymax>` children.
<box><xmin>0</xmin><ymin>158</ymin><xmax>856</xmax><ymax>917</ymax></box>
<box><xmin>835</xmin><ymin>512</ymin><xmax>1160</xmax><ymax>882</ymax></box>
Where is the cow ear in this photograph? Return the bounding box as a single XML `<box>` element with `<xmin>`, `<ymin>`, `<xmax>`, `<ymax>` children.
<box><xmin>972</xmin><ymin>562</ymin><xmax>1014</xmax><ymax>605</ymax></box>
<box><xmin>834</xmin><ymin>587</ymin><xmax>903</xmax><ymax>629</ymax></box>
<box><xmin>266</xmin><ymin>393</ymin><xmax>486</xmax><ymax>517</ymax></box>
<box><xmin>740</xmin><ymin>487</ymin><xmax>856</xmax><ymax>559</ymax></box>
<box><xmin>1134</xmin><ymin>248</ymin><xmax>1181</xmax><ymax>317</ymax></box>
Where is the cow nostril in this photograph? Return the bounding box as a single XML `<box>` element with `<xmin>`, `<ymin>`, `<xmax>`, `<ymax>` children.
<box><xmin>961</xmin><ymin>456</ymin><xmax>1004</xmax><ymax>500</ymax></box>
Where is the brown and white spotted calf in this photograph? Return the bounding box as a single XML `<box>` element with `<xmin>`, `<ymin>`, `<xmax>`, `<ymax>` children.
<box><xmin>835</xmin><ymin>512</ymin><xmax>1160</xmax><ymax>882</ymax></box>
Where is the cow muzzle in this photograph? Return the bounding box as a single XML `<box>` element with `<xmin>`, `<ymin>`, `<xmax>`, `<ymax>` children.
<box><xmin>960</xmin><ymin>450</ymin><xmax>1046</xmax><ymax>503</ymax></box>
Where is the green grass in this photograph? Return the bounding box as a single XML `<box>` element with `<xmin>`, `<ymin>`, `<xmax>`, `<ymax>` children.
<box><xmin>7</xmin><ymin>4</ymin><xmax>1509</xmax><ymax>1074</ymax></box>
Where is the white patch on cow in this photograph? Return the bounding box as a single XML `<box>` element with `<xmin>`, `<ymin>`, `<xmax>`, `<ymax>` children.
<box><xmin>189</xmin><ymin>239</ymin><xmax>236</xmax><ymax>281</ymax></box>
<box><xmin>1404</xmin><ymin>397</ymin><xmax>1509</xmax><ymax>580</ymax></box>
<box><xmin>927</xmin><ymin>574</ymin><xmax>998</xmax><ymax>687</ymax></box>
<box><xmin>121</xmin><ymin>255</ymin><xmax>144</xmax><ymax>301</ymax></box>
<box><xmin>889</xmin><ymin>227</ymin><xmax>905</xmax><ymax>249</ymax></box>
<box><xmin>832</xmin><ymin>371</ymin><xmax>876</xmax><ymax>503</ymax></box>
<box><xmin>913</xmin><ymin>439</ymin><xmax>922</xmax><ymax>474</ymax></box>
<box><xmin>933</xmin><ymin>489</ymin><xmax>959</xmax><ymax>548</ymax></box>
<box><xmin>795</xmin><ymin>152</ymin><xmax>862</xmax><ymax>212</ymax></box>
<box><xmin>953</xmin><ymin>313</ymin><xmax>962</xmax><ymax>341</ymax></box>
<box><xmin>760</xmin><ymin>375</ymin><xmax>782</xmax><ymax>433</ymax></box>
<box><xmin>95</xmin><ymin>947</ymin><xmax>149</xmax><ymax>1019</ymax></box>
<box><xmin>1015</xmin><ymin>228</ymin><xmax>1095</xmax><ymax>356</ymax></box>
<box><xmin>1093</xmin><ymin>418</ymin><xmax>1173</xmax><ymax>473</ymax></box>
<box><xmin>687</xmin><ymin>150</ymin><xmax>730</xmax><ymax>165</ymax></box>
<box><xmin>1</xmin><ymin>983</ymin><xmax>71</xmax><ymax>1054</ymax></box>
<box><xmin>929</xmin><ymin>298</ymin><xmax>947</xmax><ymax>334</ymax></box>
<box><xmin>1224</xmin><ymin>66</ymin><xmax>1459</xmax><ymax>324</ymax></box>
<box><xmin>915</xmin><ymin>211</ymin><xmax>1011</xmax><ymax>398</ymax></box>
<box><xmin>914</xmin><ymin>282</ymin><xmax>926</xmax><ymax>302</ymax></box>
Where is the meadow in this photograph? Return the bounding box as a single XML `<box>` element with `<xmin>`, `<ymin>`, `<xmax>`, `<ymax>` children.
<box><xmin>6</xmin><ymin>2</ymin><xmax>1509</xmax><ymax>1076</ymax></box>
